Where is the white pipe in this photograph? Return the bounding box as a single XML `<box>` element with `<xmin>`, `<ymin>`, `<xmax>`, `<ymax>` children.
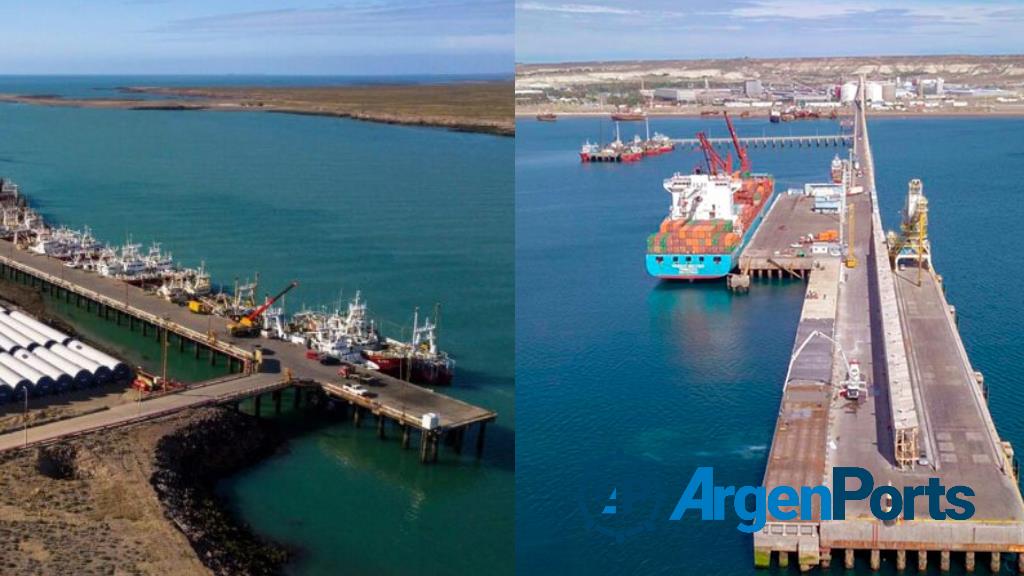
<box><xmin>0</xmin><ymin>332</ymin><xmax>19</xmax><ymax>353</ymax></box>
<box><xmin>0</xmin><ymin>362</ymin><xmax>31</xmax><ymax>392</ymax></box>
<box><xmin>65</xmin><ymin>340</ymin><xmax>130</xmax><ymax>379</ymax></box>
<box><xmin>7</xmin><ymin>311</ymin><xmax>72</xmax><ymax>346</ymax></box>
<box><xmin>49</xmin><ymin>344</ymin><xmax>111</xmax><ymax>384</ymax></box>
<box><xmin>0</xmin><ymin>352</ymin><xmax>52</xmax><ymax>395</ymax></box>
<box><xmin>12</xmin><ymin>349</ymin><xmax>73</xmax><ymax>393</ymax></box>
<box><xmin>0</xmin><ymin>320</ymin><xmax>37</xmax><ymax>351</ymax></box>
<box><xmin>0</xmin><ymin>312</ymin><xmax>52</xmax><ymax>346</ymax></box>
<box><xmin>33</xmin><ymin>347</ymin><xmax>92</xmax><ymax>388</ymax></box>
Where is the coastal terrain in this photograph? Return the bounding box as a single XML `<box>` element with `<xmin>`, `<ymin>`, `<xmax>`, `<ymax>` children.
<box><xmin>516</xmin><ymin>55</ymin><xmax>1024</xmax><ymax>117</ymax></box>
<box><xmin>0</xmin><ymin>81</ymin><xmax>514</xmax><ymax>136</ymax></box>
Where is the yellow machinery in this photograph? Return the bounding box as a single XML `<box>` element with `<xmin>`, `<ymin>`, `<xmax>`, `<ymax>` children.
<box><xmin>187</xmin><ymin>300</ymin><xmax>211</xmax><ymax>314</ymax></box>
<box><xmin>888</xmin><ymin>179</ymin><xmax>931</xmax><ymax>277</ymax></box>
<box><xmin>227</xmin><ymin>281</ymin><xmax>298</xmax><ymax>337</ymax></box>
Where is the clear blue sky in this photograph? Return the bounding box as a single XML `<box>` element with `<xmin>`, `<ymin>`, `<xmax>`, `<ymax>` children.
<box><xmin>516</xmin><ymin>0</ymin><xmax>1024</xmax><ymax>62</ymax></box>
<box><xmin>0</xmin><ymin>0</ymin><xmax>512</xmax><ymax>75</ymax></box>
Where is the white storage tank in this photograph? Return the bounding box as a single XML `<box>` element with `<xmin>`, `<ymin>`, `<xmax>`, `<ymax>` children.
<box><xmin>0</xmin><ymin>313</ymin><xmax>52</xmax><ymax>348</ymax></box>
<box><xmin>66</xmin><ymin>340</ymin><xmax>131</xmax><ymax>380</ymax></box>
<box><xmin>0</xmin><ymin>362</ymin><xmax>30</xmax><ymax>402</ymax></box>
<box><xmin>33</xmin><ymin>347</ymin><xmax>92</xmax><ymax>388</ymax></box>
<box><xmin>13</xmin><ymin>349</ymin><xmax>73</xmax><ymax>393</ymax></box>
<box><xmin>0</xmin><ymin>320</ymin><xmax>37</xmax><ymax>351</ymax></box>
<box><xmin>866</xmin><ymin>82</ymin><xmax>883</xmax><ymax>102</ymax></box>
<box><xmin>840</xmin><ymin>82</ymin><xmax>858</xmax><ymax>103</ymax></box>
<box><xmin>49</xmin><ymin>344</ymin><xmax>111</xmax><ymax>384</ymax></box>
<box><xmin>0</xmin><ymin>352</ymin><xmax>54</xmax><ymax>396</ymax></box>
<box><xmin>7</xmin><ymin>311</ymin><xmax>72</xmax><ymax>346</ymax></box>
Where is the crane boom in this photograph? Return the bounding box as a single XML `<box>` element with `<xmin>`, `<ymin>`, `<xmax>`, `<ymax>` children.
<box><xmin>697</xmin><ymin>131</ymin><xmax>730</xmax><ymax>175</ymax></box>
<box><xmin>246</xmin><ymin>281</ymin><xmax>299</xmax><ymax>322</ymax></box>
<box><xmin>723</xmin><ymin>111</ymin><xmax>750</xmax><ymax>174</ymax></box>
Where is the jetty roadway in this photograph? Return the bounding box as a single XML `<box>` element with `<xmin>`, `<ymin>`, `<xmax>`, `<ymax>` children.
<box><xmin>754</xmin><ymin>81</ymin><xmax>1024</xmax><ymax>572</ymax></box>
<box><xmin>0</xmin><ymin>243</ymin><xmax>496</xmax><ymax>462</ymax></box>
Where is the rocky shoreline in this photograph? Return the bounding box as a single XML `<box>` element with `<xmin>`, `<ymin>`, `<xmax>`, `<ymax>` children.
<box><xmin>151</xmin><ymin>408</ymin><xmax>292</xmax><ymax>575</ymax></box>
<box><xmin>0</xmin><ymin>407</ymin><xmax>292</xmax><ymax>575</ymax></box>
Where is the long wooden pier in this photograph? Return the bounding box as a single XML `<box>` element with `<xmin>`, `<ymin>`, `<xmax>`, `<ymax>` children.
<box><xmin>0</xmin><ymin>243</ymin><xmax>496</xmax><ymax>463</ymax></box>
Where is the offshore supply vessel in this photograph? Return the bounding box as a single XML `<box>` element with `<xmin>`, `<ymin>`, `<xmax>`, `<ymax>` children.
<box><xmin>646</xmin><ymin>113</ymin><xmax>774</xmax><ymax>280</ymax></box>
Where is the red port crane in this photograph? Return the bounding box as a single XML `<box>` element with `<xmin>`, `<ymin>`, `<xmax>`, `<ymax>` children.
<box><xmin>723</xmin><ymin>111</ymin><xmax>751</xmax><ymax>174</ymax></box>
<box><xmin>228</xmin><ymin>280</ymin><xmax>299</xmax><ymax>337</ymax></box>
<box><xmin>697</xmin><ymin>131</ymin><xmax>732</xmax><ymax>175</ymax></box>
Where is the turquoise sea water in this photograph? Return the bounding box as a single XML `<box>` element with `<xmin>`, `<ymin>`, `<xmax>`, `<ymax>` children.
<box><xmin>516</xmin><ymin>116</ymin><xmax>1024</xmax><ymax>574</ymax></box>
<box><xmin>0</xmin><ymin>77</ymin><xmax>512</xmax><ymax>576</ymax></box>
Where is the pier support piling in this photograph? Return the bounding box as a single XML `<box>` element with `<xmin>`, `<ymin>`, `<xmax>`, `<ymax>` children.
<box><xmin>965</xmin><ymin>551</ymin><xmax>975</xmax><ymax>573</ymax></box>
<box><xmin>402</xmin><ymin>426</ymin><xmax>410</xmax><ymax>449</ymax></box>
<box><xmin>871</xmin><ymin>549</ymin><xmax>880</xmax><ymax>571</ymax></box>
<box><xmin>1017</xmin><ymin>551</ymin><xmax>1024</xmax><ymax>573</ymax></box>
<box><xmin>476</xmin><ymin>422</ymin><xmax>487</xmax><ymax>458</ymax></box>
<box><xmin>896</xmin><ymin>550</ymin><xmax>906</xmax><ymax>571</ymax></box>
<box><xmin>991</xmin><ymin>552</ymin><xmax>1001</xmax><ymax>573</ymax></box>
<box><xmin>353</xmin><ymin>407</ymin><xmax>362</xmax><ymax>427</ymax></box>
<box><xmin>845</xmin><ymin>549</ymin><xmax>855</xmax><ymax>569</ymax></box>
<box><xmin>779</xmin><ymin>551</ymin><xmax>789</xmax><ymax>568</ymax></box>
<box><xmin>253</xmin><ymin>394</ymin><xmax>261</xmax><ymax>418</ymax></box>
<box><xmin>272</xmin><ymin>390</ymin><xmax>282</xmax><ymax>414</ymax></box>
<box><xmin>377</xmin><ymin>415</ymin><xmax>385</xmax><ymax>439</ymax></box>
<box><xmin>940</xmin><ymin>550</ymin><xmax>950</xmax><ymax>572</ymax></box>
<box><xmin>918</xmin><ymin>551</ymin><xmax>928</xmax><ymax>572</ymax></box>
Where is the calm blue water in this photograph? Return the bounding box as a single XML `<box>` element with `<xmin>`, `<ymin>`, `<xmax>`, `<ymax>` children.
<box><xmin>0</xmin><ymin>77</ymin><xmax>512</xmax><ymax>576</ymax></box>
<box><xmin>516</xmin><ymin>116</ymin><xmax>1024</xmax><ymax>574</ymax></box>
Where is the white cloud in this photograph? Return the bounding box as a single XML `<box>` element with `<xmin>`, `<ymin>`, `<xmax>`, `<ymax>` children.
<box><xmin>518</xmin><ymin>2</ymin><xmax>637</xmax><ymax>15</ymax></box>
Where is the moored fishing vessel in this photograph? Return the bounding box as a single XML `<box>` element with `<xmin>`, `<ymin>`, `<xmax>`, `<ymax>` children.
<box><xmin>646</xmin><ymin>113</ymin><xmax>775</xmax><ymax>280</ymax></box>
<box><xmin>362</xmin><ymin>306</ymin><xmax>454</xmax><ymax>386</ymax></box>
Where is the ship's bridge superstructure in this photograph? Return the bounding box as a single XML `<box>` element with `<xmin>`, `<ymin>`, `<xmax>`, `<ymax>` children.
<box><xmin>663</xmin><ymin>172</ymin><xmax>740</xmax><ymax>223</ymax></box>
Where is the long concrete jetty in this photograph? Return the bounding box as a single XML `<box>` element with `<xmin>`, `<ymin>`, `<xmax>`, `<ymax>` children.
<box><xmin>755</xmin><ymin>81</ymin><xmax>1024</xmax><ymax>572</ymax></box>
<box><xmin>0</xmin><ymin>243</ymin><xmax>496</xmax><ymax>463</ymax></box>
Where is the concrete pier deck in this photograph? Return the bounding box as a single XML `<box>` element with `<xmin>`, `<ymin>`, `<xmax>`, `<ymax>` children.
<box><xmin>739</xmin><ymin>193</ymin><xmax>841</xmax><ymax>278</ymax></box>
<box><xmin>0</xmin><ymin>240</ymin><xmax>496</xmax><ymax>461</ymax></box>
<box><xmin>755</xmin><ymin>83</ymin><xmax>1024</xmax><ymax>571</ymax></box>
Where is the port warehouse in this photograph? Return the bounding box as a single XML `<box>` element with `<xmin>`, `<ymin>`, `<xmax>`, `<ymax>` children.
<box><xmin>751</xmin><ymin>83</ymin><xmax>1024</xmax><ymax>572</ymax></box>
<box><xmin>0</xmin><ymin>249</ymin><xmax>495</xmax><ymax>463</ymax></box>
<box><xmin>0</xmin><ymin>305</ymin><xmax>129</xmax><ymax>400</ymax></box>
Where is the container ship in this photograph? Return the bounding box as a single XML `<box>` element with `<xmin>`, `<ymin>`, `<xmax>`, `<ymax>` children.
<box><xmin>646</xmin><ymin>113</ymin><xmax>774</xmax><ymax>280</ymax></box>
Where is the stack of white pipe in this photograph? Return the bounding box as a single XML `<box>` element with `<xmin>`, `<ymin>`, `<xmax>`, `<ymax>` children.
<box><xmin>0</xmin><ymin>352</ymin><xmax>54</xmax><ymax>395</ymax></box>
<box><xmin>0</xmin><ymin>308</ymin><xmax>130</xmax><ymax>399</ymax></box>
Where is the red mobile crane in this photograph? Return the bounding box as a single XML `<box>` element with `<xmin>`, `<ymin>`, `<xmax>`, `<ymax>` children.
<box><xmin>228</xmin><ymin>280</ymin><xmax>299</xmax><ymax>337</ymax></box>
